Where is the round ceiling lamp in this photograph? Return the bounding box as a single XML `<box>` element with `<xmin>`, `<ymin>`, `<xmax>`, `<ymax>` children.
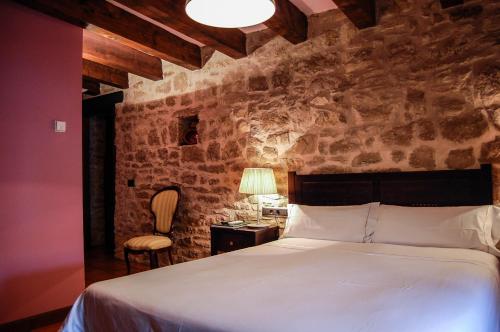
<box><xmin>185</xmin><ymin>0</ymin><xmax>276</xmax><ymax>29</ymax></box>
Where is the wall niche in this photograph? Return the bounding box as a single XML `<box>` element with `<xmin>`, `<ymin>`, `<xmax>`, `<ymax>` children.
<box><xmin>178</xmin><ymin>115</ymin><xmax>199</xmax><ymax>146</ymax></box>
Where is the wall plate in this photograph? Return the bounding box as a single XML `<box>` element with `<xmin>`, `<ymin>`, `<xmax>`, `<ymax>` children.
<box><xmin>54</xmin><ymin>120</ymin><xmax>66</xmax><ymax>133</ymax></box>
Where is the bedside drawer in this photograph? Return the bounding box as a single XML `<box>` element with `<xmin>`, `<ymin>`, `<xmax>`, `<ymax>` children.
<box><xmin>211</xmin><ymin>225</ymin><xmax>279</xmax><ymax>255</ymax></box>
<box><xmin>216</xmin><ymin>232</ymin><xmax>254</xmax><ymax>252</ymax></box>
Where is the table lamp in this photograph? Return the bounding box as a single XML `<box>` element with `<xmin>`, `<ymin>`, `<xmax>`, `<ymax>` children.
<box><xmin>239</xmin><ymin>168</ymin><xmax>277</xmax><ymax>226</ymax></box>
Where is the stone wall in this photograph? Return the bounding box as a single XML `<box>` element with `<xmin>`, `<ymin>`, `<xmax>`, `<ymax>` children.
<box><xmin>114</xmin><ymin>0</ymin><xmax>500</xmax><ymax>263</ymax></box>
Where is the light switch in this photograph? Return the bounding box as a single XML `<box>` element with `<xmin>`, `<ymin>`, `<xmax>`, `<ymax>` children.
<box><xmin>54</xmin><ymin>120</ymin><xmax>66</xmax><ymax>133</ymax></box>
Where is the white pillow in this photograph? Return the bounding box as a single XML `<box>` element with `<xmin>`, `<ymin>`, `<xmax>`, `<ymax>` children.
<box><xmin>371</xmin><ymin>205</ymin><xmax>498</xmax><ymax>254</ymax></box>
<box><xmin>489</xmin><ymin>205</ymin><xmax>500</xmax><ymax>248</ymax></box>
<box><xmin>283</xmin><ymin>203</ymin><xmax>379</xmax><ymax>243</ymax></box>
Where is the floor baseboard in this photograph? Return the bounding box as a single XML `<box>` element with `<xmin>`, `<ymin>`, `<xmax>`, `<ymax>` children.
<box><xmin>0</xmin><ymin>306</ymin><xmax>71</xmax><ymax>332</ymax></box>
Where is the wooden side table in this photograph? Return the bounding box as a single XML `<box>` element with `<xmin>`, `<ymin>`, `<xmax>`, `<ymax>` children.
<box><xmin>210</xmin><ymin>224</ymin><xmax>279</xmax><ymax>255</ymax></box>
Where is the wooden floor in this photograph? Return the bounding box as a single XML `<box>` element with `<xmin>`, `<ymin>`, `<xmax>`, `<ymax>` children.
<box><xmin>84</xmin><ymin>247</ymin><xmax>149</xmax><ymax>286</ymax></box>
<box><xmin>31</xmin><ymin>323</ymin><xmax>61</xmax><ymax>332</ymax></box>
<box><xmin>31</xmin><ymin>247</ymin><xmax>148</xmax><ymax>332</ymax></box>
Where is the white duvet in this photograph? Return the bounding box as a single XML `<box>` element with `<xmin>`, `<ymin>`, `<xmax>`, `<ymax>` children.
<box><xmin>62</xmin><ymin>238</ymin><xmax>500</xmax><ymax>332</ymax></box>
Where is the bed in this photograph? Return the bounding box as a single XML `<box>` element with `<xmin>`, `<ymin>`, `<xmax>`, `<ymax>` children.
<box><xmin>63</xmin><ymin>165</ymin><xmax>500</xmax><ymax>332</ymax></box>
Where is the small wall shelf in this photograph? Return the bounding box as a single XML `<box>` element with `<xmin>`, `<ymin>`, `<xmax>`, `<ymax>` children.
<box><xmin>179</xmin><ymin>115</ymin><xmax>199</xmax><ymax>146</ymax></box>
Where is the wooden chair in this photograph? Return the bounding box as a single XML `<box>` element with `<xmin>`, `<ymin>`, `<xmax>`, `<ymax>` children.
<box><xmin>124</xmin><ymin>186</ymin><xmax>180</xmax><ymax>274</ymax></box>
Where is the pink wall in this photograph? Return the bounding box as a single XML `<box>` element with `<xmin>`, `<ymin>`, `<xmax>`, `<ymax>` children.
<box><xmin>0</xmin><ymin>1</ymin><xmax>84</xmax><ymax>324</ymax></box>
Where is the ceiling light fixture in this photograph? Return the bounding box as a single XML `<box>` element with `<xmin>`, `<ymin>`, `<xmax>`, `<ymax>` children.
<box><xmin>185</xmin><ymin>0</ymin><xmax>276</xmax><ymax>29</ymax></box>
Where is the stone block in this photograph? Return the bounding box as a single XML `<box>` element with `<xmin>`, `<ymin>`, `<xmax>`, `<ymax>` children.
<box><xmin>198</xmin><ymin>164</ymin><xmax>225</xmax><ymax>174</ymax></box>
<box><xmin>391</xmin><ymin>150</ymin><xmax>406</xmax><ymax>163</ymax></box>
<box><xmin>248</xmin><ymin>76</ymin><xmax>269</xmax><ymax>91</ymax></box>
<box><xmin>409</xmin><ymin>146</ymin><xmax>436</xmax><ymax>170</ymax></box>
<box><xmin>222</xmin><ymin>140</ymin><xmax>241</xmax><ymax>159</ymax></box>
<box><xmin>329</xmin><ymin>138</ymin><xmax>359</xmax><ymax>154</ymax></box>
<box><xmin>381</xmin><ymin>124</ymin><xmax>414</xmax><ymax>146</ymax></box>
<box><xmin>289</xmin><ymin>134</ymin><xmax>318</xmax><ymax>155</ymax></box>
<box><xmin>207</xmin><ymin>142</ymin><xmax>221</xmax><ymax>161</ymax></box>
<box><xmin>445</xmin><ymin>148</ymin><xmax>475</xmax><ymax>169</ymax></box>
<box><xmin>181</xmin><ymin>146</ymin><xmax>205</xmax><ymax>163</ymax></box>
<box><xmin>480</xmin><ymin>136</ymin><xmax>500</xmax><ymax>163</ymax></box>
<box><xmin>439</xmin><ymin>111</ymin><xmax>488</xmax><ymax>142</ymax></box>
<box><xmin>415</xmin><ymin>119</ymin><xmax>436</xmax><ymax>141</ymax></box>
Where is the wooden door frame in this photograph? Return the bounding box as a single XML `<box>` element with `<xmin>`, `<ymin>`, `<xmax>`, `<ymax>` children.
<box><xmin>82</xmin><ymin>91</ymin><xmax>123</xmax><ymax>252</ymax></box>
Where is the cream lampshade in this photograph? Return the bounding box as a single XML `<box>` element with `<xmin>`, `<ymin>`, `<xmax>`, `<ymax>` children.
<box><xmin>239</xmin><ymin>168</ymin><xmax>277</xmax><ymax>225</ymax></box>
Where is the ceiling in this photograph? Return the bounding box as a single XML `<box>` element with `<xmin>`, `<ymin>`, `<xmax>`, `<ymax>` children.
<box><xmin>106</xmin><ymin>0</ymin><xmax>338</xmax><ymax>44</ymax></box>
<box><xmin>240</xmin><ymin>0</ymin><xmax>337</xmax><ymax>33</ymax></box>
<box><xmin>14</xmin><ymin>0</ymin><xmax>461</xmax><ymax>96</ymax></box>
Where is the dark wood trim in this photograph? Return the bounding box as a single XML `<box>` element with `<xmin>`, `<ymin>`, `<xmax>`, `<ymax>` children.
<box><xmin>288</xmin><ymin>171</ymin><xmax>297</xmax><ymax>204</ymax></box>
<box><xmin>0</xmin><ymin>306</ymin><xmax>70</xmax><ymax>332</ymax></box>
<box><xmin>82</xmin><ymin>111</ymin><xmax>91</xmax><ymax>250</ymax></box>
<box><xmin>82</xmin><ymin>77</ymin><xmax>100</xmax><ymax>96</ymax></box>
<box><xmin>103</xmin><ymin>112</ymin><xmax>116</xmax><ymax>252</ymax></box>
<box><xmin>82</xmin><ymin>91</ymin><xmax>124</xmax><ymax>114</ymax></box>
<box><xmin>288</xmin><ymin>165</ymin><xmax>493</xmax><ymax>207</ymax></box>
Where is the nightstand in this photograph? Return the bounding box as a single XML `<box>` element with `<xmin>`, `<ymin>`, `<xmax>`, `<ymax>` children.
<box><xmin>210</xmin><ymin>224</ymin><xmax>279</xmax><ymax>255</ymax></box>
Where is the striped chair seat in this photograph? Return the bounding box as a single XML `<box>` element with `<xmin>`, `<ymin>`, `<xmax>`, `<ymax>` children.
<box><xmin>124</xmin><ymin>235</ymin><xmax>172</xmax><ymax>250</ymax></box>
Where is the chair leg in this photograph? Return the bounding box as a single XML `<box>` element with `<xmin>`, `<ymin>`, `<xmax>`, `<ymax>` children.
<box><xmin>153</xmin><ymin>251</ymin><xmax>160</xmax><ymax>269</ymax></box>
<box><xmin>124</xmin><ymin>248</ymin><xmax>131</xmax><ymax>275</ymax></box>
<box><xmin>149</xmin><ymin>251</ymin><xmax>156</xmax><ymax>270</ymax></box>
<box><xmin>167</xmin><ymin>247</ymin><xmax>174</xmax><ymax>265</ymax></box>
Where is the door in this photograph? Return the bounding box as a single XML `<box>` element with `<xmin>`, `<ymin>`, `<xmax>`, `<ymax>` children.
<box><xmin>82</xmin><ymin>92</ymin><xmax>123</xmax><ymax>253</ymax></box>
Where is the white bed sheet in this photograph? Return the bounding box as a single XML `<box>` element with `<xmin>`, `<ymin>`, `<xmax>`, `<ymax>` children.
<box><xmin>62</xmin><ymin>238</ymin><xmax>500</xmax><ymax>332</ymax></box>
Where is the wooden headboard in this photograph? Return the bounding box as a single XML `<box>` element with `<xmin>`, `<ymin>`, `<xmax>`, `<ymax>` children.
<box><xmin>288</xmin><ymin>164</ymin><xmax>493</xmax><ymax>206</ymax></box>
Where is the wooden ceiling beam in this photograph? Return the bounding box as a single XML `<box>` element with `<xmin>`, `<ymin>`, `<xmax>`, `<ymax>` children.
<box><xmin>83</xmin><ymin>59</ymin><xmax>129</xmax><ymax>89</ymax></box>
<box><xmin>264</xmin><ymin>0</ymin><xmax>308</xmax><ymax>44</ymax></box>
<box><xmin>15</xmin><ymin>0</ymin><xmax>208</xmax><ymax>69</ymax></box>
<box><xmin>332</xmin><ymin>0</ymin><xmax>377</xmax><ymax>29</ymax></box>
<box><xmin>113</xmin><ymin>0</ymin><xmax>248</xmax><ymax>59</ymax></box>
<box><xmin>83</xmin><ymin>78</ymin><xmax>101</xmax><ymax>96</ymax></box>
<box><xmin>246</xmin><ymin>28</ymin><xmax>278</xmax><ymax>55</ymax></box>
<box><xmin>83</xmin><ymin>30</ymin><xmax>162</xmax><ymax>81</ymax></box>
<box><xmin>86</xmin><ymin>25</ymin><xmax>215</xmax><ymax>70</ymax></box>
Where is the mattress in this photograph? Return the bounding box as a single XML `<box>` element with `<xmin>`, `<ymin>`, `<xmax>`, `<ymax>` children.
<box><xmin>62</xmin><ymin>238</ymin><xmax>500</xmax><ymax>332</ymax></box>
